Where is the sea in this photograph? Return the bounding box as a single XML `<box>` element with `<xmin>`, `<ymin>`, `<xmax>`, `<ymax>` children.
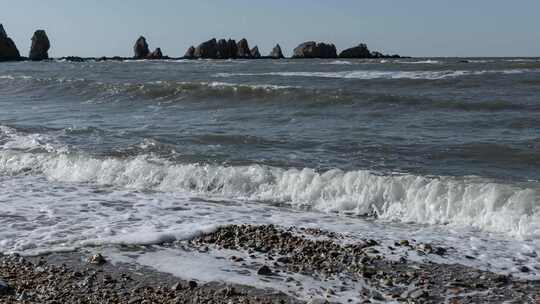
<box><xmin>1</xmin><ymin>57</ymin><xmax>539</xmax><ymax>299</ymax></box>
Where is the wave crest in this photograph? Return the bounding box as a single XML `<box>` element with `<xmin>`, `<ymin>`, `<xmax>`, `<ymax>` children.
<box><xmin>0</xmin><ymin>150</ymin><xmax>538</xmax><ymax>237</ymax></box>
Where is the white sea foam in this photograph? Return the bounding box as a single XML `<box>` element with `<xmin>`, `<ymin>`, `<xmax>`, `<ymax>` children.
<box><xmin>215</xmin><ymin>69</ymin><xmax>537</xmax><ymax>80</ymax></box>
<box><xmin>323</xmin><ymin>60</ymin><xmax>354</xmax><ymax>65</ymax></box>
<box><xmin>395</xmin><ymin>60</ymin><xmax>441</xmax><ymax>64</ymax></box>
<box><xmin>0</xmin><ymin>150</ymin><xmax>539</xmax><ymax>238</ymax></box>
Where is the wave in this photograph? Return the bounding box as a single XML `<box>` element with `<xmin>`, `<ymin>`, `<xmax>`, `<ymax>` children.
<box><xmin>215</xmin><ymin>69</ymin><xmax>537</xmax><ymax>80</ymax></box>
<box><xmin>504</xmin><ymin>59</ymin><xmax>540</xmax><ymax>62</ymax></box>
<box><xmin>0</xmin><ymin>147</ymin><xmax>539</xmax><ymax>238</ymax></box>
<box><xmin>0</xmin><ymin>75</ymin><xmax>530</xmax><ymax>112</ymax></box>
<box><xmin>323</xmin><ymin>60</ymin><xmax>354</xmax><ymax>65</ymax></box>
<box><xmin>395</xmin><ymin>60</ymin><xmax>441</xmax><ymax>64</ymax></box>
<box><xmin>0</xmin><ymin>75</ymin><xmax>304</xmax><ymax>102</ymax></box>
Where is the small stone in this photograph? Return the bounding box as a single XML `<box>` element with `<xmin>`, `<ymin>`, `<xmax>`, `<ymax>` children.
<box><xmin>88</xmin><ymin>253</ymin><xmax>106</xmax><ymax>265</ymax></box>
<box><xmin>410</xmin><ymin>288</ymin><xmax>427</xmax><ymax>299</ymax></box>
<box><xmin>398</xmin><ymin>240</ymin><xmax>410</xmax><ymax>246</ymax></box>
<box><xmin>370</xmin><ymin>291</ymin><xmax>385</xmax><ymax>301</ymax></box>
<box><xmin>257</xmin><ymin>265</ymin><xmax>273</xmax><ymax>276</ymax></box>
<box><xmin>128</xmin><ymin>297</ymin><xmax>142</xmax><ymax>304</ymax></box>
<box><xmin>0</xmin><ymin>279</ymin><xmax>13</xmax><ymax>295</ymax></box>
<box><xmin>188</xmin><ymin>280</ymin><xmax>198</xmax><ymax>289</ymax></box>
<box><xmin>276</xmin><ymin>256</ymin><xmax>290</xmax><ymax>264</ymax></box>
<box><xmin>519</xmin><ymin>266</ymin><xmax>530</xmax><ymax>273</ymax></box>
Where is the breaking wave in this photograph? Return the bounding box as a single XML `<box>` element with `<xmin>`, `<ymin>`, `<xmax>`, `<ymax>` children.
<box><xmin>0</xmin><ymin>146</ymin><xmax>539</xmax><ymax>238</ymax></box>
<box><xmin>215</xmin><ymin>68</ymin><xmax>537</xmax><ymax>80</ymax></box>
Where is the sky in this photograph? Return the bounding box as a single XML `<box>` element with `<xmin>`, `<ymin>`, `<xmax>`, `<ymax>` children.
<box><xmin>2</xmin><ymin>0</ymin><xmax>540</xmax><ymax>58</ymax></box>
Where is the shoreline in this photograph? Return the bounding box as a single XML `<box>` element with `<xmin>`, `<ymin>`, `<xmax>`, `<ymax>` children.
<box><xmin>1</xmin><ymin>224</ymin><xmax>539</xmax><ymax>303</ymax></box>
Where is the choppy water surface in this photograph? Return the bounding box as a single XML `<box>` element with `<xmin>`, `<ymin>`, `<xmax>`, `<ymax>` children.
<box><xmin>1</xmin><ymin>58</ymin><xmax>540</xmax><ymax>296</ymax></box>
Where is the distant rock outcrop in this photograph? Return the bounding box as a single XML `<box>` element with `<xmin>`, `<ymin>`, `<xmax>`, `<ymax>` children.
<box><xmin>339</xmin><ymin>44</ymin><xmax>371</xmax><ymax>58</ymax></box>
<box><xmin>133</xmin><ymin>36</ymin><xmax>149</xmax><ymax>59</ymax></box>
<box><xmin>292</xmin><ymin>41</ymin><xmax>337</xmax><ymax>58</ymax></box>
<box><xmin>269</xmin><ymin>44</ymin><xmax>284</xmax><ymax>59</ymax></box>
<box><xmin>0</xmin><ymin>24</ymin><xmax>21</xmax><ymax>61</ymax></box>
<box><xmin>148</xmin><ymin>47</ymin><xmax>163</xmax><ymax>59</ymax></box>
<box><xmin>250</xmin><ymin>46</ymin><xmax>261</xmax><ymax>58</ymax></box>
<box><xmin>184</xmin><ymin>46</ymin><xmax>196</xmax><ymax>58</ymax></box>
<box><xmin>236</xmin><ymin>38</ymin><xmax>251</xmax><ymax>58</ymax></box>
<box><xmin>339</xmin><ymin>43</ymin><xmax>401</xmax><ymax>59</ymax></box>
<box><xmin>226</xmin><ymin>39</ymin><xmax>238</xmax><ymax>59</ymax></box>
<box><xmin>216</xmin><ymin>39</ymin><xmax>237</xmax><ymax>59</ymax></box>
<box><xmin>194</xmin><ymin>38</ymin><xmax>218</xmax><ymax>59</ymax></box>
<box><xmin>190</xmin><ymin>38</ymin><xmax>256</xmax><ymax>59</ymax></box>
<box><xmin>29</xmin><ymin>30</ymin><xmax>50</xmax><ymax>61</ymax></box>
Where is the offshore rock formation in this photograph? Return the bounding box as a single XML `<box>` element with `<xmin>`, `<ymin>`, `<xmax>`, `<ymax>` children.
<box><xmin>184</xmin><ymin>46</ymin><xmax>196</xmax><ymax>59</ymax></box>
<box><xmin>236</xmin><ymin>38</ymin><xmax>252</xmax><ymax>58</ymax></box>
<box><xmin>292</xmin><ymin>41</ymin><xmax>337</xmax><ymax>58</ymax></box>
<box><xmin>194</xmin><ymin>38</ymin><xmax>219</xmax><ymax>59</ymax></box>
<box><xmin>133</xmin><ymin>36</ymin><xmax>166</xmax><ymax>59</ymax></box>
<box><xmin>147</xmin><ymin>48</ymin><xmax>163</xmax><ymax>59</ymax></box>
<box><xmin>133</xmin><ymin>36</ymin><xmax>149</xmax><ymax>59</ymax></box>
<box><xmin>339</xmin><ymin>43</ymin><xmax>371</xmax><ymax>58</ymax></box>
<box><xmin>216</xmin><ymin>39</ymin><xmax>238</xmax><ymax>59</ymax></box>
<box><xmin>269</xmin><ymin>44</ymin><xmax>284</xmax><ymax>59</ymax></box>
<box><xmin>29</xmin><ymin>30</ymin><xmax>50</xmax><ymax>61</ymax></box>
<box><xmin>190</xmin><ymin>38</ymin><xmax>259</xmax><ymax>59</ymax></box>
<box><xmin>0</xmin><ymin>24</ymin><xmax>20</xmax><ymax>61</ymax></box>
<box><xmin>250</xmin><ymin>46</ymin><xmax>261</xmax><ymax>58</ymax></box>
<box><xmin>339</xmin><ymin>43</ymin><xmax>401</xmax><ymax>59</ymax></box>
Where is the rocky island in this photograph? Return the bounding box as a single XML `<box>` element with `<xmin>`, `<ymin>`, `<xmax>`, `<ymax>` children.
<box><xmin>0</xmin><ymin>23</ymin><xmax>404</xmax><ymax>62</ymax></box>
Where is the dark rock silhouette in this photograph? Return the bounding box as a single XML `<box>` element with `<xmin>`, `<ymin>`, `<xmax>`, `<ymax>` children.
<box><xmin>148</xmin><ymin>48</ymin><xmax>163</xmax><ymax>59</ymax></box>
<box><xmin>0</xmin><ymin>24</ymin><xmax>21</xmax><ymax>61</ymax></box>
<box><xmin>133</xmin><ymin>36</ymin><xmax>149</xmax><ymax>59</ymax></box>
<box><xmin>236</xmin><ymin>38</ymin><xmax>251</xmax><ymax>58</ymax></box>
<box><xmin>226</xmin><ymin>39</ymin><xmax>238</xmax><ymax>59</ymax></box>
<box><xmin>216</xmin><ymin>39</ymin><xmax>237</xmax><ymax>59</ymax></box>
<box><xmin>250</xmin><ymin>46</ymin><xmax>261</xmax><ymax>58</ymax></box>
<box><xmin>29</xmin><ymin>30</ymin><xmax>50</xmax><ymax>61</ymax></box>
<box><xmin>194</xmin><ymin>38</ymin><xmax>218</xmax><ymax>59</ymax></box>
<box><xmin>339</xmin><ymin>43</ymin><xmax>371</xmax><ymax>58</ymax></box>
<box><xmin>269</xmin><ymin>44</ymin><xmax>284</xmax><ymax>59</ymax></box>
<box><xmin>292</xmin><ymin>41</ymin><xmax>337</xmax><ymax>58</ymax></box>
<box><xmin>184</xmin><ymin>46</ymin><xmax>196</xmax><ymax>58</ymax></box>
<box><xmin>339</xmin><ymin>43</ymin><xmax>401</xmax><ymax>59</ymax></box>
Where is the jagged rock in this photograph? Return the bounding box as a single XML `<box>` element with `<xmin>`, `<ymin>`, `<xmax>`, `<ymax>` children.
<box><xmin>371</xmin><ymin>51</ymin><xmax>383</xmax><ymax>58</ymax></box>
<box><xmin>184</xmin><ymin>46</ymin><xmax>195</xmax><ymax>58</ymax></box>
<box><xmin>133</xmin><ymin>36</ymin><xmax>149</xmax><ymax>59</ymax></box>
<box><xmin>236</xmin><ymin>38</ymin><xmax>251</xmax><ymax>58</ymax></box>
<box><xmin>269</xmin><ymin>44</ymin><xmax>284</xmax><ymax>59</ymax></box>
<box><xmin>216</xmin><ymin>39</ymin><xmax>228</xmax><ymax>58</ymax></box>
<box><xmin>216</xmin><ymin>38</ymin><xmax>237</xmax><ymax>59</ymax></box>
<box><xmin>194</xmin><ymin>38</ymin><xmax>218</xmax><ymax>59</ymax></box>
<box><xmin>29</xmin><ymin>30</ymin><xmax>50</xmax><ymax>61</ymax></box>
<box><xmin>0</xmin><ymin>24</ymin><xmax>20</xmax><ymax>61</ymax></box>
<box><xmin>339</xmin><ymin>43</ymin><xmax>372</xmax><ymax>58</ymax></box>
<box><xmin>250</xmin><ymin>46</ymin><xmax>261</xmax><ymax>58</ymax></box>
<box><xmin>227</xmin><ymin>39</ymin><xmax>238</xmax><ymax>59</ymax></box>
<box><xmin>147</xmin><ymin>48</ymin><xmax>163</xmax><ymax>59</ymax></box>
<box><xmin>292</xmin><ymin>41</ymin><xmax>337</xmax><ymax>58</ymax></box>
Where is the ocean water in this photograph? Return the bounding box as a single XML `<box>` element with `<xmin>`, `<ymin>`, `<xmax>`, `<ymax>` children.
<box><xmin>1</xmin><ymin>58</ymin><xmax>540</xmax><ymax>296</ymax></box>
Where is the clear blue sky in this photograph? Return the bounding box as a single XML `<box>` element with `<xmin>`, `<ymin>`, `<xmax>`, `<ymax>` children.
<box><xmin>2</xmin><ymin>0</ymin><xmax>540</xmax><ymax>57</ymax></box>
